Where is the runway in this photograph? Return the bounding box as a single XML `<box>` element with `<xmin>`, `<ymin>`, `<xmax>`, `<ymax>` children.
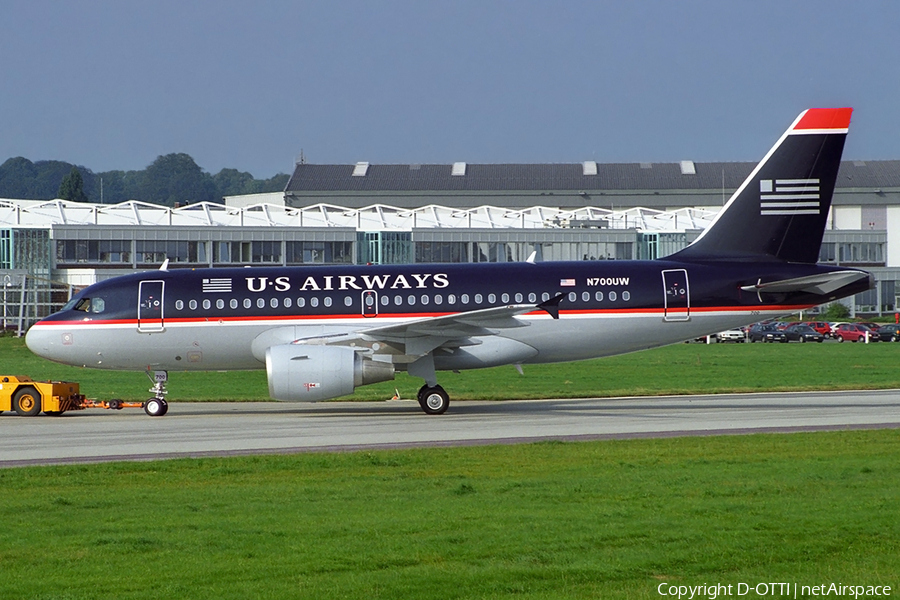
<box><xmin>2</xmin><ymin>390</ymin><xmax>900</xmax><ymax>467</ymax></box>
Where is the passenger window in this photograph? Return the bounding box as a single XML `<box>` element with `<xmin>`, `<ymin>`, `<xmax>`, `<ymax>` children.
<box><xmin>421</xmin><ymin>294</ymin><xmax>429</xmax><ymax>305</ymax></box>
<box><xmin>284</xmin><ymin>298</ymin><xmax>292</xmax><ymax>308</ymax></box>
<box><xmin>203</xmin><ymin>299</ymin><xmax>211</xmax><ymax>310</ymax></box>
<box><xmin>448</xmin><ymin>294</ymin><xmax>457</xmax><ymax>305</ymax></box>
<box><xmin>501</xmin><ymin>293</ymin><xmax>509</xmax><ymax>303</ymax></box>
<box><xmin>189</xmin><ymin>299</ymin><xmax>198</xmax><ymax>310</ymax></box>
<box><xmin>175</xmin><ymin>300</ymin><xmax>184</xmax><ymax>310</ymax></box>
<box><xmin>528</xmin><ymin>293</ymin><xmax>536</xmax><ymax>303</ymax></box>
<box><xmin>244</xmin><ymin>299</ymin><xmax>252</xmax><ymax>309</ymax></box>
<box><xmin>582</xmin><ymin>291</ymin><xmax>590</xmax><ymax>302</ymax></box>
<box><xmin>461</xmin><ymin>294</ymin><xmax>469</xmax><ymax>304</ymax></box>
<box><xmin>297</xmin><ymin>297</ymin><xmax>306</xmax><ymax>308</ymax></box>
<box><xmin>394</xmin><ymin>295</ymin><xmax>402</xmax><ymax>306</ymax></box>
<box><xmin>216</xmin><ymin>299</ymin><xmax>225</xmax><ymax>309</ymax></box>
<box><xmin>344</xmin><ymin>296</ymin><xmax>352</xmax><ymax>307</ymax></box>
<box><xmin>434</xmin><ymin>294</ymin><xmax>443</xmax><ymax>305</ymax></box>
<box><xmin>381</xmin><ymin>295</ymin><xmax>389</xmax><ymax>306</ymax></box>
<box><xmin>515</xmin><ymin>293</ymin><xmax>523</xmax><ymax>303</ymax></box>
<box><xmin>542</xmin><ymin>292</ymin><xmax>550</xmax><ymax>302</ymax></box>
<box><xmin>408</xmin><ymin>295</ymin><xmax>416</xmax><ymax>305</ymax></box>
<box><xmin>488</xmin><ymin>293</ymin><xmax>496</xmax><ymax>303</ymax></box>
<box><xmin>324</xmin><ymin>297</ymin><xmax>332</xmax><ymax>307</ymax></box>
<box><xmin>310</xmin><ymin>297</ymin><xmax>319</xmax><ymax>307</ymax></box>
<box><xmin>270</xmin><ymin>298</ymin><xmax>278</xmax><ymax>309</ymax></box>
<box><xmin>257</xmin><ymin>298</ymin><xmax>265</xmax><ymax>309</ymax></box>
<box><xmin>475</xmin><ymin>294</ymin><xmax>483</xmax><ymax>304</ymax></box>
<box><xmin>568</xmin><ymin>292</ymin><xmax>577</xmax><ymax>303</ymax></box>
<box><xmin>595</xmin><ymin>291</ymin><xmax>604</xmax><ymax>302</ymax></box>
<box><xmin>622</xmin><ymin>291</ymin><xmax>631</xmax><ymax>301</ymax></box>
<box><xmin>230</xmin><ymin>299</ymin><xmax>238</xmax><ymax>309</ymax></box>
<box><xmin>609</xmin><ymin>291</ymin><xmax>618</xmax><ymax>301</ymax></box>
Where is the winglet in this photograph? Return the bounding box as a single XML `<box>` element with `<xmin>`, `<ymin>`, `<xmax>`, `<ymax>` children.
<box><xmin>537</xmin><ymin>293</ymin><xmax>565</xmax><ymax>320</ymax></box>
<box><xmin>159</xmin><ymin>258</ymin><xmax>169</xmax><ymax>271</ymax></box>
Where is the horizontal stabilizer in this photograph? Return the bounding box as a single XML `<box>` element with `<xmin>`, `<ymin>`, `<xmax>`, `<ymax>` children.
<box><xmin>740</xmin><ymin>270</ymin><xmax>869</xmax><ymax>295</ymax></box>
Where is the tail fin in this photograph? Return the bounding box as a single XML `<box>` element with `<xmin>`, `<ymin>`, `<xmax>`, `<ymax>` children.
<box><xmin>672</xmin><ymin>108</ymin><xmax>851</xmax><ymax>263</ymax></box>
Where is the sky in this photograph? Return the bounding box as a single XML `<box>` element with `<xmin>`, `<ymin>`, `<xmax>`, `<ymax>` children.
<box><xmin>1</xmin><ymin>0</ymin><xmax>898</xmax><ymax>178</ymax></box>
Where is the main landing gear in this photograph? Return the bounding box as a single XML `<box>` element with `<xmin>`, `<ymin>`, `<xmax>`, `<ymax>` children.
<box><xmin>144</xmin><ymin>370</ymin><xmax>169</xmax><ymax>417</ymax></box>
<box><xmin>417</xmin><ymin>384</ymin><xmax>449</xmax><ymax>415</ymax></box>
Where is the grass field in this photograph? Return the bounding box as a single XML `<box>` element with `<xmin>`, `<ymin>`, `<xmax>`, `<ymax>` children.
<box><xmin>0</xmin><ymin>431</ymin><xmax>897</xmax><ymax>599</ymax></box>
<box><xmin>4</xmin><ymin>334</ymin><xmax>900</xmax><ymax>402</ymax></box>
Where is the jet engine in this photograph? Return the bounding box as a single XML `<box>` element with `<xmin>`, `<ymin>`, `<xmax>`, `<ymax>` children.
<box><xmin>266</xmin><ymin>344</ymin><xmax>394</xmax><ymax>402</ymax></box>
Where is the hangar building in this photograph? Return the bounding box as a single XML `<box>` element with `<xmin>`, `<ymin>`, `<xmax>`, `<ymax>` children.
<box><xmin>2</xmin><ymin>158</ymin><xmax>900</xmax><ymax>330</ymax></box>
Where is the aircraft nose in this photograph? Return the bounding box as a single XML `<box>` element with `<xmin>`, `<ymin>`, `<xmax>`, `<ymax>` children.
<box><xmin>25</xmin><ymin>324</ymin><xmax>53</xmax><ymax>359</ymax></box>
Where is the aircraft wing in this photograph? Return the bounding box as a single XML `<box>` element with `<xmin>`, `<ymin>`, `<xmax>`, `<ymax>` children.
<box><xmin>287</xmin><ymin>295</ymin><xmax>564</xmax><ymax>360</ymax></box>
<box><xmin>740</xmin><ymin>270</ymin><xmax>869</xmax><ymax>296</ymax></box>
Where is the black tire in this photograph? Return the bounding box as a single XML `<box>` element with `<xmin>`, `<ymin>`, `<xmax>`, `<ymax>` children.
<box><xmin>418</xmin><ymin>385</ymin><xmax>449</xmax><ymax>415</ymax></box>
<box><xmin>801</xmin><ymin>337</ymin><xmax>806</xmax><ymax>343</ymax></box>
<box><xmin>13</xmin><ymin>387</ymin><xmax>42</xmax><ymax>417</ymax></box>
<box><xmin>144</xmin><ymin>398</ymin><xmax>166</xmax><ymax>417</ymax></box>
<box><xmin>108</xmin><ymin>399</ymin><xmax>121</xmax><ymax>410</ymax></box>
<box><xmin>838</xmin><ymin>336</ymin><xmax>844</xmax><ymax>343</ymax></box>
<box><xmin>158</xmin><ymin>400</ymin><xmax>168</xmax><ymax>416</ymax></box>
<box><xmin>892</xmin><ymin>335</ymin><xmax>898</xmax><ymax>342</ymax></box>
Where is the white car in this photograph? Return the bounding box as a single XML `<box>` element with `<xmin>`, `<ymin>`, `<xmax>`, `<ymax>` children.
<box><xmin>716</xmin><ymin>329</ymin><xmax>746</xmax><ymax>343</ymax></box>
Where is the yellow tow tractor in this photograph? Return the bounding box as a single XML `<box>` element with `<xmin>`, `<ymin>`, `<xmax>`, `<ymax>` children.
<box><xmin>0</xmin><ymin>375</ymin><xmax>150</xmax><ymax>416</ymax></box>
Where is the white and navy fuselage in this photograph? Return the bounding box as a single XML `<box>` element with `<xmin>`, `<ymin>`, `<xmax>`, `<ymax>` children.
<box><xmin>25</xmin><ymin>108</ymin><xmax>873</xmax><ymax>412</ymax></box>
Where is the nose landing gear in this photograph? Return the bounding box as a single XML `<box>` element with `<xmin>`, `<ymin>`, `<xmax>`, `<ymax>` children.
<box><xmin>144</xmin><ymin>370</ymin><xmax>169</xmax><ymax>417</ymax></box>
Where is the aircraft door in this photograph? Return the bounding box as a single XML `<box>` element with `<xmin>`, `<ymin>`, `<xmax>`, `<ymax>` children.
<box><xmin>662</xmin><ymin>269</ymin><xmax>690</xmax><ymax>321</ymax></box>
<box><xmin>138</xmin><ymin>280</ymin><xmax>165</xmax><ymax>332</ymax></box>
<box><xmin>362</xmin><ymin>290</ymin><xmax>378</xmax><ymax>317</ymax></box>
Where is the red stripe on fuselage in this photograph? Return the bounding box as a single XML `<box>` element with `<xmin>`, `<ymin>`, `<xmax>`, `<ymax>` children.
<box><xmin>29</xmin><ymin>303</ymin><xmax>817</xmax><ymax>328</ymax></box>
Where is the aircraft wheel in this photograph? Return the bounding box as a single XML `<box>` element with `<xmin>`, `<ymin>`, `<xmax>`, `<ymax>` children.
<box><xmin>418</xmin><ymin>385</ymin><xmax>449</xmax><ymax>415</ymax></box>
<box><xmin>144</xmin><ymin>398</ymin><xmax>168</xmax><ymax>417</ymax></box>
<box><xmin>13</xmin><ymin>387</ymin><xmax>42</xmax><ymax>417</ymax></box>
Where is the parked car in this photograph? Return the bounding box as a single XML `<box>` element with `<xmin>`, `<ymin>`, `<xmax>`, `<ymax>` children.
<box><xmin>783</xmin><ymin>324</ymin><xmax>824</xmax><ymax>343</ymax></box>
<box><xmin>749</xmin><ymin>324</ymin><xmax>788</xmax><ymax>343</ymax></box>
<box><xmin>716</xmin><ymin>328</ymin><xmax>746</xmax><ymax>343</ymax></box>
<box><xmin>804</xmin><ymin>321</ymin><xmax>833</xmax><ymax>338</ymax></box>
<box><xmin>833</xmin><ymin>323</ymin><xmax>879</xmax><ymax>343</ymax></box>
<box><xmin>875</xmin><ymin>324</ymin><xmax>900</xmax><ymax>342</ymax></box>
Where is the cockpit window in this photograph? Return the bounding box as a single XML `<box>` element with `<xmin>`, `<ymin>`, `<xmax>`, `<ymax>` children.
<box><xmin>71</xmin><ymin>297</ymin><xmax>106</xmax><ymax>314</ymax></box>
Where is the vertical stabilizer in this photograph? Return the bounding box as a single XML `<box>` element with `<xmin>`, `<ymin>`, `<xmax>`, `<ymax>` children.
<box><xmin>672</xmin><ymin>108</ymin><xmax>852</xmax><ymax>263</ymax></box>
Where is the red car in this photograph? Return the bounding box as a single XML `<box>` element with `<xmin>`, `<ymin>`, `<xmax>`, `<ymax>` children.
<box><xmin>833</xmin><ymin>323</ymin><xmax>879</xmax><ymax>343</ymax></box>
<box><xmin>803</xmin><ymin>321</ymin><xmax>833</xmax><ymax>337</ymax></box>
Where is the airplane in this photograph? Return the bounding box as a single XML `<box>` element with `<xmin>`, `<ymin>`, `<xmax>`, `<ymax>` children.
<box><xmin>25</xmin><ymin>108</ymin><xmax>872</xmax><ymax>416</ymax></box>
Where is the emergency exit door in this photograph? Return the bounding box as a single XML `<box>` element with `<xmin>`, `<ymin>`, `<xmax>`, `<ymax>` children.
<box><xmin>662</xmin><ymin>269</ymin><xmax>690</xmax><ymax>321</ymax></box>
<box><xmin>138</xmin><ymin>280</ymin><xmax>165</xmax><ymax>332</ymax></box>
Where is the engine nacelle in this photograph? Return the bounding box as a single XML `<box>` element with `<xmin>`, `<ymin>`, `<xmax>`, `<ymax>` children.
<box><xmin>266</xmin><ymin>344</ymin><xmax>394</xmax><ymax>402</ymax></box>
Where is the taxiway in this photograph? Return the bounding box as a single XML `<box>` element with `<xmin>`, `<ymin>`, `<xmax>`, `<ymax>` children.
<box><xmin>2</xmin><ymin>390</ymin><xmax>899</xmax><ymax>467</ymax></box>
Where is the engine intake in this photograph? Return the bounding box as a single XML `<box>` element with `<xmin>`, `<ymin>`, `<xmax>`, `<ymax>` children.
<box><xmin>266</xmin><ymin>344</ymin><xmax>394</xmax><ymax>402</ymax></box>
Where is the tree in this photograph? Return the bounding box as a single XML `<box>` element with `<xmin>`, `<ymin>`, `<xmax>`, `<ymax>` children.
<box><xmin>824</xmin><ymin>302</ymin><xmax>851</xmax><ymax>320</ymax></box>
<box><xmin>141</xmin><ymin>153</ymin><xmax>218</xmax><ymax>206</ymax></box>
<box><xmin>57</xmin><ymin>167</ymin><xmax>89</xmax><ymax>202</ymax></box>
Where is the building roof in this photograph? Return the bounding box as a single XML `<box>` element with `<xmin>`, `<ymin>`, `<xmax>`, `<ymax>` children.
<box><xmin>285</xmin><ymin>160</ymin><xmax>900</xmax><ymax>193</ymax></box>
<box><xmin>0</xmin><ymin>199</ymin><xmax>716</xmax><ymax>232</ymax></box>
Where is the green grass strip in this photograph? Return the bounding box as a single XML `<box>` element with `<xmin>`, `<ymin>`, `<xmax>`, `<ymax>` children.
<box><xmin>6</xmin><ymin>335</ymin><xmax>900</xmax><ymax>402</ymax></box>
<box><xmin>0</xmin><ymin>430</ymin><xmax>897</xmax><ymax>599</ymax></box>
